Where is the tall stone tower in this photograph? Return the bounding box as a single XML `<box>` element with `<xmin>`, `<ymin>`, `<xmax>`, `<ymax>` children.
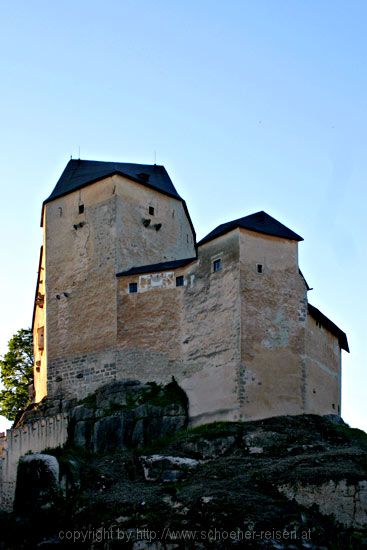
<box><xmin>33</xmin><ymin>160</ymin><xmax>196</xmax><ymax>402</ymax></box>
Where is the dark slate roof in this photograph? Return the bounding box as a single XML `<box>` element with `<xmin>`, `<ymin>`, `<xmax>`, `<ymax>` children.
<box><xmin>116</xmin><ymin>257</ymin><xmax>197</xmax><ymax>277</ymax></box>
<box><xmin>198</xmin><ymin>211</ymin><xmax>303</xmax><ymax>246</ymax></box>
<box><xmin>308</xmin><ymin>303</ymin><xmax>349</xmax><ymax>352</ymax></box>
<box><xmin>44</xmin><ymin>159</ymin><xmax>181</xmax><ymax>204</ymax></box>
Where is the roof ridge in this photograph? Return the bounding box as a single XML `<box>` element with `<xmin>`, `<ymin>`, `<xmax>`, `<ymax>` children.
<box><xmin>198</xmin><ymin>210</ymin><xmax>303</xmax><ymax>246</ymax></box>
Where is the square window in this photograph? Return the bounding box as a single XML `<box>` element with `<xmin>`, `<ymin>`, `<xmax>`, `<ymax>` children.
<box><xmin>176</xmin><ymin>275</ymin><xmax>184</xmax><ymax>287</ymax></box>
<box><xmin>79</xmin><ymin>204</ymin><xmax>84</xmax><ymax>214</ymax></box>
<box><xmin>213</xmin><ymin>259</ymin><xmax>222</xmax><ymax>272</ymax></box>
<box><xmin>129</xmin><ymin>282</ymin><xmax>138</xmax><ymax>293</ymax></box>
<box><xmin>257</xmin><ymin>264</ymin><xmax>263</xmax><ymax>274</ymax></box>
<box><xmin>149</xmin><ymin>206</ymin><xmax>155</xmax><ymax>216</ymax></box>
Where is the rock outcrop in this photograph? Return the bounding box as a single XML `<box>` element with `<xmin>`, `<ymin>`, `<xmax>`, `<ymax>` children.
<box><xmin>1</xmin><ymin>383</ymin><xmax>366</xmax><ymax>549</ymax></box>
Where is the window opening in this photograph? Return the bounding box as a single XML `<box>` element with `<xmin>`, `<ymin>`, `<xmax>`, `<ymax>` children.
<box><xmin>129</xmin><ymin>282</ymin><xmax>138</xmax><ymax>293</ymax></box>
<box><xmin>213</xmin><ymin>259</ymin><xmax>222</xmax><ymax>272</ymax></box>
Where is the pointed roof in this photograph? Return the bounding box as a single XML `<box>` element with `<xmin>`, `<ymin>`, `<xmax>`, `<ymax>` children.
<box><xmin>41</xmin><ymin>159</ymin><xmax>196</xmax><ymax>241</ymax></box>
<box><xmin>44</xmin><ymin>159</ymin><xmax>181</xmax><ymax>204</ymax></box>
<box><xmin>198</xmin><ymin>211</ymin><xmax>303</xmax><ymax>246</ymax></box>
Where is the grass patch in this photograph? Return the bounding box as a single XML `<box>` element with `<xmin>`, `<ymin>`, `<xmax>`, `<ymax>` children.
<box><xmin>182</xmin><ymin>421</ymin><xmax>242</xmax><ymax>441</ymax></box>
<box><xmin>331</xmin><ymin>423</ymin><xmax>367</xmax><ymax>450</ymax></box>
<box><xmin>126</xmin><ymin>380</ymin><xmax>188</xmax><ymax>411</ymax></box>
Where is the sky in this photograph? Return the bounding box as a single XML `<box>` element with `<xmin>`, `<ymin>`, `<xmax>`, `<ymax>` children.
<box><xmin>0</xmin><ymin>0</ymin><xmax>366</xmax><ymax>433</ymax></box>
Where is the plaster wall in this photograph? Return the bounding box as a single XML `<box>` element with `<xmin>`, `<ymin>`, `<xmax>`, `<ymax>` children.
<box><xmin>304</xmin><ymin>315</ymin><xmax>341</xmax><ymax>415</ymax></box>
<box><xmin>43</xmin><ymin>175</ymin><xmax>195</xmax><ymax>400</ymax></box>
<box><xmin>33</xmin><ymin>246</ymin><xmax>47</xmax><ymax>402</ymax></box>
<box><xmin>113</xmin><ymin>174</ymin><xmax>195</xmax><ymax>271</ymax></box>
<box><xmin>116</xmin><ymin>230</ymin><xmax>241</xmax><ymax>425</ymax></box>
<box><xmin>180</xmin><ymin>232</ymin><xmax>241</xmax><ymax>424</ymax></box>
<box><xmin>238</xmin><ymin>229</ymin><xmax>308</xmax><ymax>420</ymax></box>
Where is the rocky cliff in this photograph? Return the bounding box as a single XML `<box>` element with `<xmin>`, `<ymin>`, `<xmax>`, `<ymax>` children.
<box><xmin>0</xmin><ymin>380</ymin><xmax>366</xmax><ymax>549</ymax></box>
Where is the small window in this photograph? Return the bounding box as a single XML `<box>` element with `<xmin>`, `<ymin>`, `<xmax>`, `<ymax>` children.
<box><xmin>79</xmin><ymin>204</ymin><xmax>84</xmax><ymax>214</ymax></box>
<box><xmin>37</xmin><ymin>327</ymin><xmax>45</xmax><ymax>351</ymax></box>
<box><xmin>149</xmin><ymin>206</ymin><xmax>155</xmax><ymax>216</ymax></box>
<box><xmin>176</xmin><ymin>275</ymin><xmax>184</xmax><ymax>287</ymax></box>
<box><xmin>129</xmin><ymin>282</ymin><xmax>138</xmax><ymax>293</ymax></box>
<box><xmin>213</xmin><ymin>259</ymin><xmax>222</xmax><ymax>273</ymax></box>
<box><xmin>257</xmin><ymin>264</ymin><xmax>263</xmax><ymax>274</ymax></box>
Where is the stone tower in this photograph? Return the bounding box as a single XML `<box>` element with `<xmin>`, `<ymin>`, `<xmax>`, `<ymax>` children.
<box><xmin>33</xmin><ymin>160</ymin><xmax>196</xmax><ymax>402</ymax></box>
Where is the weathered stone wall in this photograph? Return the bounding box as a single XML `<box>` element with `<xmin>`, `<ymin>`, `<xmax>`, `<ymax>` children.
<box><xmin>41</xmin><ymin>175</ymin><xmax>195</xmax><ymax>401</ymax></box>
<box><xmin>116</xmin><ymin>230</ymin><xmax>241</xmax><ymax>425</ymax></box>
<box><xmin>33</xmin><ymin>245</ymin><xmax>47</xmax><ymax>402</ymax></box>
<box><xmin>43</xmin><ymin>181</ymin><xmax>118</xmax><ymax>400</ymax></box>
<box><xmin>238</xmin><ymin>229</ymin><xmax>308</xmax><ymax>420</ymax></box>
<box><xmin>180</xmin><ymin>231</ymin><xmax>241</xmax><ymax>424</ymax></box>
<box><xmin>113</xmin><ymin>174</ymin><xmax>195</xmax><ymax>272</ymax></box>
<box><xmin>304</xmin><ymin>315</ymin><xmax>341</xmax><ymax>415</ymax></box>
<box><xmin>47</xmin><ymin>349</ymin><xmax>118</xmax><ymax>399</ymax></box>
<box><xmin>278</xmin><ymin>480</ymin><xmax>367</xmax><ymax>529</ymax></box>
<box><xmin>0</xmin><ymin>415</ymin><xmax>68</xmax><ymax>512</ymax></box>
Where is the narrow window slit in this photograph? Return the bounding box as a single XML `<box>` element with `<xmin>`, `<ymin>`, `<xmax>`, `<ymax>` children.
<box><xmin>213</xmin><ymin>259</ymin><xmax>222</xmax><ymax>273</ymax></box>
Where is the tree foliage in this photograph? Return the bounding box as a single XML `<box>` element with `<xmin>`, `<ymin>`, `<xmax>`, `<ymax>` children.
<box><xmin>0</xmin><ymin>328</ymin><xmax>34</xmax><ymax>421</ymax></box>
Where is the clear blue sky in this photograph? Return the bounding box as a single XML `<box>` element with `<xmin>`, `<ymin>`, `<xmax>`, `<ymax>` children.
<box><xmin>0</xmin><ymin>1</ymin><xmax>366</xmax><ymax>432</ymax></box>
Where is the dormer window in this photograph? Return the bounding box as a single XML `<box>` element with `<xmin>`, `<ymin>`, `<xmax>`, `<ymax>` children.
<box><xmin>213</xmin><ymin>259</ymin><xmax>222</xmax><ymax>273</ymax></box>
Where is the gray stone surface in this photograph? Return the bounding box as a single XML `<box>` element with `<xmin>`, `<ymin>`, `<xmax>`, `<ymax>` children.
<box><xmin>68</xmin><ymin>380</ymin><xmax>188</xmax><ymax>452</ymax></box>
<box><xmin>140</xmin><ymin>455</ymin><xmax>200</xmax><ymax>482</ymax></box>
<box><xmin>14</xmin><ymin>454</ymin><xmax>60</xmax><ymax>514</ymax></box>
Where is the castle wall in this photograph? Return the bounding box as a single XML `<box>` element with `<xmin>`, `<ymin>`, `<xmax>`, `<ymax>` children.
<box><xmin>33</xmin><ymin>246</ymin><xmax>47</xmax><ymax>402</ymax></box>
<box><xmin>113</xmin><ymin>174</ymin><xmax>195</xmax><ymax>271</ymax></box>
<box><xmin>238</xmin><ymin>229</ymin><xmax>308</xmax><ymax>420</ymax></box>
<box><xmin>0</xmin><ymin>415</ymin><xmax>68</xmax><ymax>511</ymax></box>
<box><xmin>43</xmin><ymin>175</ymin><xmax>195</xmax><ymax>400</ymax></box>
<box><xmin>116</xmin><ymin>230</ymin><xmax>241</xmax><ymax>425</ymax></box>
<box><xmin>44</xmin><ymin>178</ymin><xmax>118</xmax><ymax>395</ymax></box>
<box><xmin>304</xmin><ymin>315</ymin><xmax>341</xmax><ymax>415</ymax></box>
<box><xmin>180</xmin><ymin>231</ymin><xmax>241</xmax><ymax>424</ymax></box>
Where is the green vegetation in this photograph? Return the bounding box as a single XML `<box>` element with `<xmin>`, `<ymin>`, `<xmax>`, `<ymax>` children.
<box><xmin>128</xmin><ymin>380</ymin><xmax>189</xmax><ymax>410</ymax></box>
<box><xmin>183</xmin><ymin>421</ymin><xmax>241</xmax><ymax>440</ymax></box>
<box><xmin>0</xmin><ymin>328</ymin><xmax>33</xmax><ymax>421</ymax></box>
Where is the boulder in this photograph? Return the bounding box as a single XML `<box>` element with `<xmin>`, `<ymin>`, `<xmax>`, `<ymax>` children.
<box><xmin>14</xmin><ymin>454</ymin><xmax>60</xmax><ymax>515</ymax></box>
<box><xmin>140</xmin><ymin>455</ymin><xmax>200</xmax><ymax>482</ymax></box>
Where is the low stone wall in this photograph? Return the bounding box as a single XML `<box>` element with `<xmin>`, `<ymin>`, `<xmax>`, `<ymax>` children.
<box><xmin>0</xmin><ymin>414</ymin><xmax>68</xmax><ymax>512</ymax></box>
<box><xmin>278</xmin><ymin>479</ymin><xmax>367</xmax><ymax>529</ymax></box>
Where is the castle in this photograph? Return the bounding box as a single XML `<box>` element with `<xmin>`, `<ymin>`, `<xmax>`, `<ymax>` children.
<box><xmin>0</xmin><ymin>158</ymin><xmax>350</xmax><ymax>511</ymax></box>
<box><xmin>32</xmin><ymin>159</ymin><xmax>349</xmax><ymax>425</ymax></box>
